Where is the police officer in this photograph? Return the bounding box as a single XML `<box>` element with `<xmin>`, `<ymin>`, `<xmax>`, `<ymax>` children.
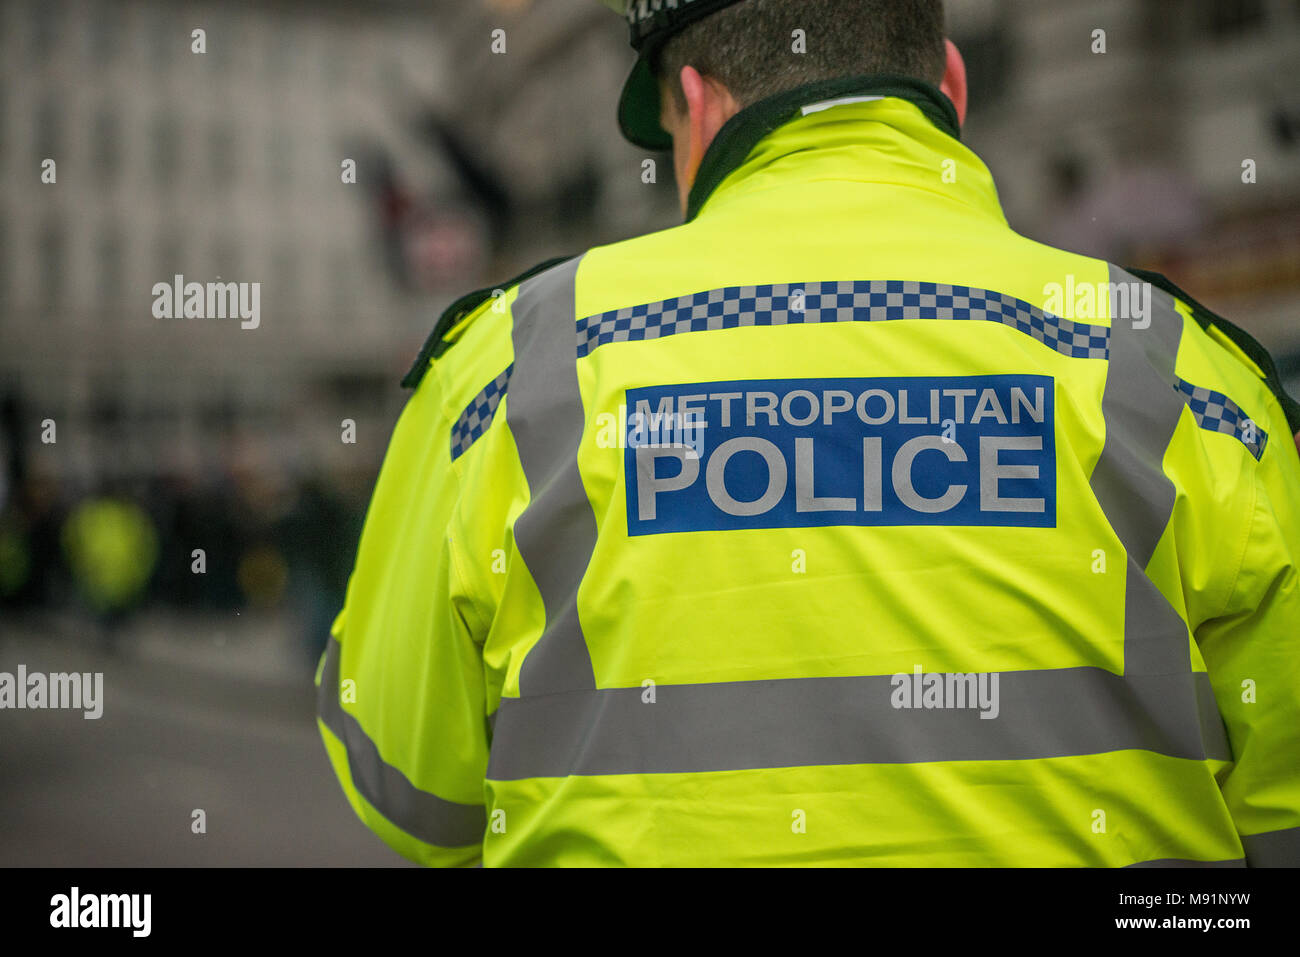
<box><xmin>318</xmin><ymin>0</ymin><xmax>1300</xmax><ymax>867</ymax></box>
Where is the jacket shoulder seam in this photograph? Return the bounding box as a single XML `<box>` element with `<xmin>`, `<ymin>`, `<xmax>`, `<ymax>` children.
<box><xmin>1125</xmin><ymin>265</ymin><xmax>1300</xmax><ymax>437</ymax></box>
<box><xmin>401</xmin><ymin>254</ymin><xmax>576</xmax><ymax>390</ymax></box>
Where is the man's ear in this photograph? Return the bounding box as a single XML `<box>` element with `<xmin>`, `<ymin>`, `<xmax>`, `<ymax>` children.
<box><xmin>680</xmin><ymin>64</ymin><xmax>713</xmax><ymax>169</ymax></box>
<box><xmin>680</xmin><ymin>66</ymin><xmax>738</xmax><ymax>172</ymax></box>
<box><xmin>939</xmin><ymin>38</ymin><xmax>967</xmax><ymax>127</ymax></box>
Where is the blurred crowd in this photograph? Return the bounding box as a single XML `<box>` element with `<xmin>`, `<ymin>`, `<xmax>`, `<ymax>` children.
<box><xmin>0</xmin><ymin>392</ymin><xmax>367</xmax><ymax>665</ymax></box>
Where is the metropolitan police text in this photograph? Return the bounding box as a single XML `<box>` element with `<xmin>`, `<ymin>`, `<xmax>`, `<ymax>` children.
<box><xmin>625</xmin><ymin>375</ymin><xmax>1057</xmax><ymax>535</ymax></box>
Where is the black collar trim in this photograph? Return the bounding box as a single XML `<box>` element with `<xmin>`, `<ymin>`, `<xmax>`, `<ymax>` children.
<box><xmin>685</xmin><ymin>75</ymin><xmax>960</xmax><ymax>223</ymax></box>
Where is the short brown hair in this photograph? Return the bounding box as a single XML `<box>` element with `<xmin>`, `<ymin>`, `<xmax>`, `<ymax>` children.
<box><xmin>655</xmin><ymin>0</ymin><xmax>947</xmax><ymax>113</ymax></box>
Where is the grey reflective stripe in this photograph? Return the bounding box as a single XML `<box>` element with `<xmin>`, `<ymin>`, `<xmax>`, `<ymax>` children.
<box><xmin>484</xmin><ymin>667</ymin><xmax>1229</xmax><ymax>780</ymax></box>
<box><xmin>507</xmin><ymin>254</ymin><xmax>598</xmax><ymax>696</ymax></box>
<box><xmin>317</xmin><ymin>637</ymin><xmax>485</xmax><ymax>847</ymax></box>
<box><xmin>1126</xmin><ymin>857</ymin><xmax>1246</xmax><ymax>868</ymax></box>
<box><xmin>1093</xmin><ymin>265</ymin><xmax>1194</xmax><ymax>676</ymax></box>
<box><xmin>1120</xmin><ymin>571</ymin><xmax>1196</xmax><ymax>677</ymax></box>
<box><xmin>1241</xmin><ymin>825</ymin><xmax>1300</xmax><ymax>866</ymax></box>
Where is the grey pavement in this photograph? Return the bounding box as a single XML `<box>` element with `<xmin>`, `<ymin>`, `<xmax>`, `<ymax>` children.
<box><xmin>0</xmin><ymin>611</ymin><xmax>413</xmax><ymax>867</ymax></box>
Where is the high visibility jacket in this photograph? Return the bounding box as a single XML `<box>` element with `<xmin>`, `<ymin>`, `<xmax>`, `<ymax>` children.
<box><xmin>317</xmin><ymin>77</ymin><xmax>1300</xmax><ymax>867</ymax></box>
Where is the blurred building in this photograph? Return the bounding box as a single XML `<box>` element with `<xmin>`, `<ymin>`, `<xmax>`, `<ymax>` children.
<box><xmin>0</xmin><ymin>0</ymin><xmax>421</xmax><ymax>487</ymax></box>
<box><xmin>951</xmin><ymin>0</ymin><xmax>1300</xmax><ymax>386</ymax></box>
<box><xmin>1</xmin><ymin>0</ymin><xmax>1295</xmax><ymax>503</ymax></box>
<box><xmin>0</xmin><ymin>0</ymin><xmax>669</xmax><ymax>494</ymax></box>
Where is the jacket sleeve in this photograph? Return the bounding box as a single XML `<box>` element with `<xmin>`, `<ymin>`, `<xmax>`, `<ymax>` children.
<box><xmin>315</xmin><ymin>362</ymin><xmax>489</xmax><ymax>867</ymax></box>
<box><xmin>1195</xmin><ymin>370</ymin><xmax>1300</xmax><ymax>866</ymax></box>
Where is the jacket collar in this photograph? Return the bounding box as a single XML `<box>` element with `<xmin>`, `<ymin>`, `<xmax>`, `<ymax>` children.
<box><xmin>684</xmin><ymin>75</ymin><xmax>997</xmax><ymax>224</ymax></box>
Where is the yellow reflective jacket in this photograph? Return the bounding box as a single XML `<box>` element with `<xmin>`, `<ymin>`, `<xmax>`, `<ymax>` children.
<box><xmin>317</xmin><ymin>78</ymin><xmax>1300</xmax><ymax>867</ymax></box>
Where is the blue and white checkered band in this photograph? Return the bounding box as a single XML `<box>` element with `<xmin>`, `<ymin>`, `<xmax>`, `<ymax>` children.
<box><xmin>1175</xmin><ymin>377</ymin><xmax>1269</xmax><ymax>460</ymax></box>
<box><xmin>627</xmin><ymin>0</ymin><xmax>702</xmax><ymax>27</ymax></box>
<box><xmin>575</xmin><ymin>280</ymin><xmax>1112</xmax><ymax>362</ymax></box>
<box><xmin>450</xmin><ymin>363</ymin><xmax>514</xmax><ymax>462</ymax></box>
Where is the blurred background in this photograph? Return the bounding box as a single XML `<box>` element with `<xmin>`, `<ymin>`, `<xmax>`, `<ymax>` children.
<box><xmin>0</xmin><ymin>0</ymin><xmax>1297</xmax><ymax>865</ymax></box>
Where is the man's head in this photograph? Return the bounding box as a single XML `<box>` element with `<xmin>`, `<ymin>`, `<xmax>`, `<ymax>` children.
<box><xmin>632</xmin><ymin>0</ymin><xmax>964</xmax><ymax>215</ymax></box>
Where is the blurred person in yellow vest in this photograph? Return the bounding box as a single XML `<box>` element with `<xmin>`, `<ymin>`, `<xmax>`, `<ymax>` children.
<box><xmin>62</xmin><ymin>493</ymin><xmax>159</xmax><ymax>648</ymax></box>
